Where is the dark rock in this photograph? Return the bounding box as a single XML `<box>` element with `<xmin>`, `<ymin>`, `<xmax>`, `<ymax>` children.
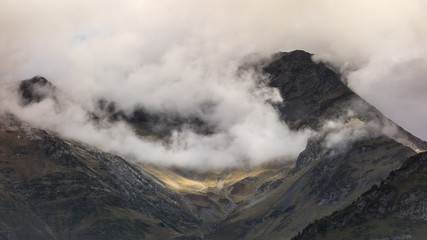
<box><xmin>18</xmin><ymin>76</ymin><xmax>55</xmax><ymax>105</ymax></box>
<box><xmin>264</xmin><ymin>50</ymin><xmax>354</xmax><ymax>129</ymax></box>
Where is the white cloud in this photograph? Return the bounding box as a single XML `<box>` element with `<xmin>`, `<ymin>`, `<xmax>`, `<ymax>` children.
<box><xmin>0</xmin><ymin>81</ymin><xmax>311</xmax><ymax>168</ymax></box>
<box><xmin>0</xmin><ymin>0</ymin><xmax>426</xmax><ymax>168</ymax></box>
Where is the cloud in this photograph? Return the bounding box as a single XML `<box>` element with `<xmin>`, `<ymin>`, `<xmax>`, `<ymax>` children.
<box><xmin>321</xmin><ymin>110</ymin><xmax>384</xmax><ymax>154</ymax></box>
<box><xmin>348</xmin><ymin>54</ymin><xmax>427</xmax><ymax>141</ymax></box>
<box><xmin>0</xmin><ymin>0</ymin><xmax>426</xmax><ymax>167</ymax></box>
<box><xmin>0</xmin><ymin>81</ymin><xmax>311</xmax><ymax>168</ymax></box>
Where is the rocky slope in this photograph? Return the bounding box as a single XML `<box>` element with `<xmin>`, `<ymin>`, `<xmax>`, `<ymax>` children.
<box><xmin>293</xmin><ymin>151</ymin><xmax>427</xmax><ymax>240</ymax></box>
<box><xmin>0</xmin><ymin>115</ymin><xmax>201</xmax><ymax>239</ymax></box>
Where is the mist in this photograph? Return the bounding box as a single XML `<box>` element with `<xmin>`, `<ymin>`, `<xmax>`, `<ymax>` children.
<box><xmin>1</xmin><ymin>0</ymin><xmax>426</xmax><ymax>167</ymax></box>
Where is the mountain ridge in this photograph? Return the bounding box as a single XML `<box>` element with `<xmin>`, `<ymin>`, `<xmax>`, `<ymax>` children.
<box><xmin>0</xmin><ymin>114</ymin><xmax>202</xmax><ymax>239</ymax></box>
<box><xmin>0</xmin><ymin>50</ymin><xmax>426</xmax><ymax>239</ymax></box>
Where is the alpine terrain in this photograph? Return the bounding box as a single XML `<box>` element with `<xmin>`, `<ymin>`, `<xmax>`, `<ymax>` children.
<box><xmin>0</xmin><ymin>50</ymin><xmax>426</xmax><ymax>240</ymax></box>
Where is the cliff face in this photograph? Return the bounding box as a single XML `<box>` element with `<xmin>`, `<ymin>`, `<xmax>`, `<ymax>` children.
<box><xmin>293</xmin><ymin>152</ymin><xmax>427</xmax><ymax>240</ymax></box>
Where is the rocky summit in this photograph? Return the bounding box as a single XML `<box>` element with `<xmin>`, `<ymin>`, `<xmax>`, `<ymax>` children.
<box><xmin>0</xmin><ymin>50</ymin><xmax>426</xmax><ymax>240</ymax></box>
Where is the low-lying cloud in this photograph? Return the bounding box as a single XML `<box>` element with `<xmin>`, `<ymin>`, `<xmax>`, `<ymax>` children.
<box><xmin>321</xmin><ymin>110</ymin><xmax>390</xmax><ymax>154</ymax></box>
<box><xmin>0</xmin><ymin>80</ymin><xmax>311</xmax><ymax>168</ymax></box>
<box><xmin>0</xmin><ymin>0</ymin><xmax>426</xmax><ymax>167</ymax></box>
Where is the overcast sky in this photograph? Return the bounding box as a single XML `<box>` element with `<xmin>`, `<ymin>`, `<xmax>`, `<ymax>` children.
<box><xmin>0</xmin><ymin>0</ymin><xmax>426</xmax><ymax>167</ymax></box>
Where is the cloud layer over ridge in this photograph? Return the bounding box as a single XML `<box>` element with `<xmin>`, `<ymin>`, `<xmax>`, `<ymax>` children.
<box><xmin>1</xmin><ymin>0</ymin><xmax>426</xmax><ymax>167</ymax></box>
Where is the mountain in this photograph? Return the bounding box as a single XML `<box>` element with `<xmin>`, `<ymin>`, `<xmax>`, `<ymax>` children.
<box><xmin>265</xmin><ymin>50</ymin><xmax>426</xmax><ymax>151</ymax></box>
<box><xmin>293</xmin><ymin>151</ymin><xmax>427</xmax><ymax>240</ymax></box>
<box><xmin>0</xmin><ymin>50</ymin><xmax>426</xmax><ymax>239</ymax></box>
<box><xmin>199</xmin><ymin>50</ymin><xmax>425</xmax><ymax>239</ymax></box>
<box><xmin>0</xmin><ymin>115</ymin><xmax>201</xmax><ymax>239</ymax></box>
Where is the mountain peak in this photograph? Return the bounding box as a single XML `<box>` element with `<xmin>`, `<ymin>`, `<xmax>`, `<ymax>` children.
<box><xmin>275</xmin><ymin>50</ymin><xmax>314</xmax><ymax>63</ymax></box>
<box><xmin>264</xmin><ymin>50</ymin><xmax>353</xmax><ymax>128</ymax></box>
<box><xmin>19</xmin><ymin>76</ymin><xmax>55</xmax><ymax>104</ymax></box>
